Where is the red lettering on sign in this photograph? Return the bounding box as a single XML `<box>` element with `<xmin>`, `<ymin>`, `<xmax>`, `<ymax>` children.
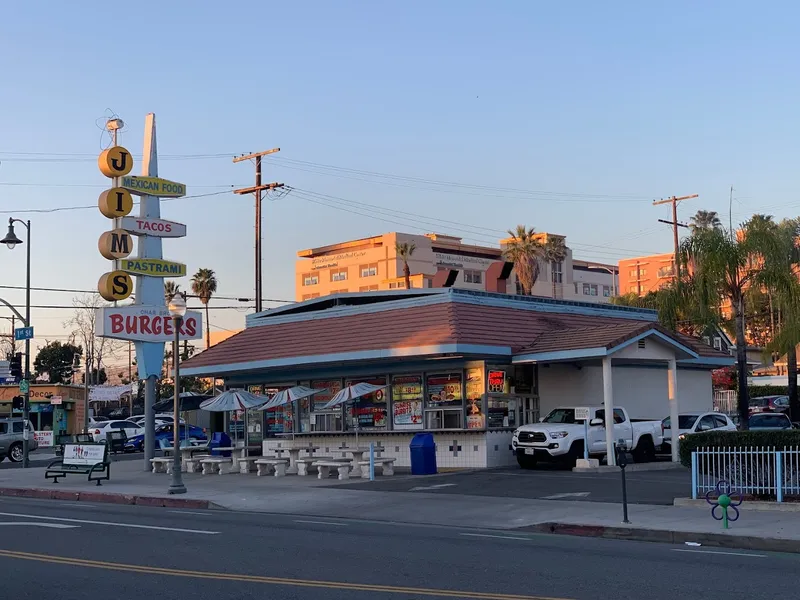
<box><xmin>125</xmin><ymin>316</ymin><xmax>138</xmax><ymax>333</ymax></box>
<box><xmin>164</xmin><ymin>223</ymin><xmax>172</xmax><ymax>232</ymax></box>
<box><xmin>139</xmin><ymin>316</ymin><xmax>152</xmax><ymax>334</ymax></box>
<box><xmin>185</xmin><ymin>318</ymin><xmax>197</xmax><ymax>337</ymax></box>
<box><xmin>164</xmin><ymin>318</ymin><xmax>174</xmax><ymax>335</ymax></box>
<box><xmin>110</xmin><ymin>314</ymin><xmax>123</xmax><ymax>334</ymax></box>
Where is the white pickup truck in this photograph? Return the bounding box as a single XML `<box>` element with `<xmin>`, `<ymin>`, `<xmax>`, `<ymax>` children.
<box><xmin>511</xmin><ymin>406</ymin><xmax>663</xmax><ymax>468</ymax></box>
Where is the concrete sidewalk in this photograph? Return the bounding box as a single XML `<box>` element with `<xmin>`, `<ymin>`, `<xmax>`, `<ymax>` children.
<box><xmin>1</xmin><ymin>460</ymin><xmax>798</xmax><ymax>552</ymax></box>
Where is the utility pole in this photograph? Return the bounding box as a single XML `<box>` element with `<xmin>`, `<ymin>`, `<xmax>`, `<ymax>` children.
<box><xmin>233</xmin><ymin>149</ymin><xmax>283</xmax><ymax>314</ymax></box>
<box><xmin>653</xmin><ymin>194</ymin><xmax>698</xmax><ymax>279</ymax></box>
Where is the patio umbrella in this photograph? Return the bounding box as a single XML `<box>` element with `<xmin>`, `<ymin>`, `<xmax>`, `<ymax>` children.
<box><xmin>200</xmin><ymin>389</ymin><xmax>269</xmax><ymax>445</ymax></box>
<box><xmin>258</xmin><ymin>386</ymin><xmax>325</xmax><ymax>439</ymax></box>
<box><xmin>321</xmin><ymin>382</ymin><xmax>387</xmax><ymax>445</ymax></box>
<box><xmin>153</xmin><ymin>391</ymin><xmax>212</xmax><ymax>413</ymax></box>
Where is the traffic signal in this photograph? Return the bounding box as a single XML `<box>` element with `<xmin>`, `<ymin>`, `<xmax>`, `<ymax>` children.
<box><xmin>9</xmin><ymin>353</ymin><xmax>22</xmax><ymax>379</ymax></box>
<box><xmin>11</xmin><ymin>396</ymin><xmax>23</xmax><ymax>411</ymax></box>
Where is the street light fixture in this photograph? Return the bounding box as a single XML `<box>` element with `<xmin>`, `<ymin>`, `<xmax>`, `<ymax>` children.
<box><xmin>1</xmin><ymin>217</ymin><xmax>31</xmax><ymax>468</ymax></box>
<box><xmin>167</xmin><ymin>292</ymin><xmax>187</xmax><ymax>495</ymax></box>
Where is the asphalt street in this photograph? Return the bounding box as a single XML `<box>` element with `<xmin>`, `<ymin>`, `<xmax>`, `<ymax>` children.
<box><xmin>336</xmin><ymin>466</ymin><xmax>691</xmax><ymax>505</ymax></box>
<box><xmin>0</xmin><ymin>495</ymin><xmax>796</xmax><ymax>600</ymax></box>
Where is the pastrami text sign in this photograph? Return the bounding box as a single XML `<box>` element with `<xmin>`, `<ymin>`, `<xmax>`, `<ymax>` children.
<box><xmin>95</xmin><ymin>305</ymin><xmax>203</xmax><ymax>342</ymax></box>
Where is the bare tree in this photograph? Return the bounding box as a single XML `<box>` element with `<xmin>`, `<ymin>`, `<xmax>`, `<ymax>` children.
<box><xmin>64</xmin><ymin>295</ymin><xmax>124</xmax><ymax>384</ymax></box>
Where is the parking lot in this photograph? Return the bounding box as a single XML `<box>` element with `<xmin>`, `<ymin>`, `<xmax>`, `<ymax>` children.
<box><xmin>337</xmin><ymin>464</ymin><xmax>691</xmax><ymax>505</ymax></box>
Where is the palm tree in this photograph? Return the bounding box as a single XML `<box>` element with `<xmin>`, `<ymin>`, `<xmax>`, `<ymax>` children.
<box><xmin>752</xmin><ymin>217</ymin><xmax>800</xmax><ymax>421</ymax></box>
<box><xmin>191</xmin><ymin>268</ymin><xmax>218</xmax><ymax>349</ymax></box>
<box><xmin>395</xmin><ymin>242</ymin><xmax>416</xmax><ymax>289</ymax></box>
<box><xmin>681</xmin><ymin>217</ymin><xmax>768</xmax><ymax>428</ymax></box>
<box><xmin>163</xmin><ymin>280</ymin><xmax>181</xmax><ymax>305</ymax></box>
<box><xmin>503</xmin><ymin>225</ymin><xmax>545</xmax><ymax>295</ymax></box>
<box><xmin>689</xmin><ymin>210</ymin><xmax>722</xmax><ymax>233</ymax></box>
<box><xmin>543</xmin><ymin>237</ymin><xmax>567</xmax><ymax>299</ymax></box>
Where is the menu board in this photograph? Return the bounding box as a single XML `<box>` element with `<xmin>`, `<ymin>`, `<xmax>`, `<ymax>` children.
<box><xmin>426</xmin><ymin>374</ymin><xmax>462</xmax><ymax>407</ymax></box>
<box><xmin>392</xmin><ymin>375</ymin><xmax>423</xmax><ymax>429</ymax></box>
<box><xmin>345</xmin><ymin>377</ymin><xmax>387</xmax><ymax>428</ymax></box>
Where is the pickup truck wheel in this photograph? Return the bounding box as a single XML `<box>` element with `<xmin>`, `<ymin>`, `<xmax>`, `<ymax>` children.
<box><xmin>8</xmin><ymin>443</ymin><xmax>23</xmax><ymax>463</ymax></box>
<box><xmin>632</xmin><ymin>436</ymin><xmax>656</xmax><ymax>463</ymax></box>
<box><xmin>565</xmin><ymin>442</ymin><xmax>584</xmax><ymax>469</ymax></box>
<box><xmin>517</xmin><ymin>454</ymin><xmax>537</xmax><ymax>469</ymax></box>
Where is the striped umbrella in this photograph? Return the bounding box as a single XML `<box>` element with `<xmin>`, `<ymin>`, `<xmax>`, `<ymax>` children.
<box><xmin>199</xmin><ymin>389</ymin><xmax>268</xmax><ymax>412</ymax></box>
<box><xmin>321</xmin><ymin>382</ymin><xmax>387</xmax><ymax>446</ymax></box>
<box><xmin>258</xmin><ymin>386</ymin><xmax>324</xmax><ymax>411</ymax></box>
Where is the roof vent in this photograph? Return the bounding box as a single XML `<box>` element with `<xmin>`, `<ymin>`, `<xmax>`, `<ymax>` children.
<box><xmin>638</xmin><ymin>339</ymin><xmax>646</xmax><ymax>349</ymax></box>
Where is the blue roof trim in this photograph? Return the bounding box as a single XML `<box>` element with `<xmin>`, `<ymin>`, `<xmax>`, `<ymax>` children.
<box><xmin>512</xmin><ymin>347</ymin><xmax>608</xmax><ymax>363</ymax></box>
<box><xmin>245</xmin><ymin>288</ymin><xmax>658</xmax><ymax>329</ymax></box>
<box><xmin>181</xmin><ymin>343</ymin><xmax>511</xmax><ymax>377</ymax></box>
<box><xmin>610</xmin><ymin>329</ymin><xmax>699</xmax><ymax>359</ymax></box>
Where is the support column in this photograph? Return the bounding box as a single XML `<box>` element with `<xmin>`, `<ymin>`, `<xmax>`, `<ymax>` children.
<box><xmin>602</xmin><ymin>356</ymin><xmax>616</xmax><ymax>466</ymax></box>
<box><xmin>667</xmin><ymin>358</ymin><xmax>679</xmax><ymax>462</ymax></box>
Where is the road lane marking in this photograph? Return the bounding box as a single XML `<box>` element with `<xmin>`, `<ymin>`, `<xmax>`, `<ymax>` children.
<box><xmin>169</xmin><ymin>511</ymin><xmax>211</xmax><ymax>516</ymax></box>
<box><xmin>0</xmin><ymin>498</ymin><xmax>96</xmax><ymax>508</ymax></box>
<box><xmin>0</xmin><ymin>549</ymin><xmax>570</xmax><ymax>600</ymax></box>
<box><xmin>540</xmin><ymin>492</ymin><xmax>590</xmax><ymax>500</ymax></box>
<box><xmin>410</xmin><ymin>483</ymin><xmax>457</xmax><ymax>492</ymax></box>
<box><xmin>0</xmin><ymin>522</ymin><xmax>78</xmax><ymax>529</ymax></box>
<box><xmin>461</xmin><ymin>533</ymin><xmax>531</xmax><ymax>541</ymax></box>
<box><xmin>293</xmin><ymin>519</ymin><xmax>347</xmax><ymax>527</ymax></box>
<box><xmin>671</xmin><ymin>549</ymin><xmax>767</xmax><ymax>558</ymax></box>
<box><xmin>0</xmin><ymin>512</ymin><xmax>218</xmax><ymax>535</ymax></box>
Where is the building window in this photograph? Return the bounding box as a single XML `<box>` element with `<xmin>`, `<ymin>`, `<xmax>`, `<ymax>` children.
<box><xmin>582</xmin><ymin>283</ymin><xmax>598</xmax><ymax>296</ymax></box>
<box><xmin>629</xmin><ymin>285</ymin><xmax>638</xmax><ymax>293</ymax></box>
<box><xmin>425</xmin><ymin>373</ymin><xmax>463</xmax><ymax>430</ymax></box>
<box><xmin>713</xmin><ymin>337</ymin><xmax>723</xmax><ymax>351</ymax></box>
<box><xmin>359</xmin><ymin>263</ymin><xmax>378</xmax><ymax>278</ymax></box>
<box><xmin>657</xmin><ymin>266</ymin><xmax>674</xmax><ymax>278</ymax></box>
<box><xmin>301</xmin><ymin>293</ymin><xmax>321</xmax><ymax>301</ymax></box>
<box><xmin>388</xmin><ymin>281</ymin><xmax>406</xmax><ymax>289</ymax></box>
<box><xmin>309</xmin><ymin>380</ymin><xmax>343</xmax><ymax>432</ymax></box>
<box><xmin>345</xmin><ymin>377</ymin><xmax>387</xmax><ymax>429</ymax></box>
<box><xmin>391</xmin><ymin>375</ymin><xmax>423</xmax><ymax>430</ymax></box>
<box><xmin>551</xmin><ymin>261</ymin><xmax>563</xmax><ymax>284</ymax></box>
<box><xmin>358</xmin><ymin>285</ymin><xmax>379</xmax><ymax>292</ymax></box>
<box><xmin>332</xmin><ymin>289</ymin><xmax>348</xmax><ymax>294</ymax></box>
<box><xmin>330</xmin><ymin>268</ymin><xmax>348</xmax><ymax>282</ymax></box>
<box><xmin>302</xmin><ymin>273</ymin><xmax>319</xmax><ymax>286</ymax></box>
<box><xmin>464</xmin><ymin>269</ymin><xmax>483</xmax><ymax>284</ymax></box>
<box><xmin>603</xmin><ymin>285</ymin><xmax>611</xmax><ymax>297</ymax></box>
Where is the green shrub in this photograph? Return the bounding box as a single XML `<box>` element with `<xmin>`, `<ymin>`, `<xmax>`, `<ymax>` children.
<box><xmin>747</xmin><ymin>385</ymin><xmax>788</xmax><ymax>398</ymax></box>
<box><xmin>678</xmin><ymin>430</ymin><xmax>800</xmax><ymax>467</ymax></box>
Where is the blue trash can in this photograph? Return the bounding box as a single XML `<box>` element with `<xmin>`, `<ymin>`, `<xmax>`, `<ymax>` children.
<box><xmin>410</xmin><ymin>433</ymin><xmax>437</xmax><ymax>475</ymax></box>
<box><xmin>210</xmin><ymin>432</ymin><xmax>232</xmax><ymax>457</ymax></box>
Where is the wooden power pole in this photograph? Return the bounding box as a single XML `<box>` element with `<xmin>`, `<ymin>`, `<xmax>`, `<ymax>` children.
<box><xmin>233</xmin><ymin>149</ymin><xmax>284</xmax><ymax>314</ymax></box>
<box><xmin>652</xmin><ymin>194</ymin><xmax>698</xmax><ymax>278</ymax></box>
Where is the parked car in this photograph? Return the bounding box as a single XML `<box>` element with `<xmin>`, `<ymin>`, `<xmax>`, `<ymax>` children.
<box><xmin>749</xmin><ymin>395</ymin><xmax>790</xmax><ymax>415</ymax></box>
<box><xmin>130</xmin><ymin>416</ymin><xmax>177</xmax><ymax>428</ymax></box>
<box><xmin>90</xmin><ymin>420</ymin><xmax>144</xmax><ymax>443</ymax></box>
<box><xmin>124</xmin><ymin>423</ymin><xmax>207</xmax><ymax>452</ymax></box>
<box><xmin>661</xmin><ymin>412</ymin><xmax>737</xmax><ymax>453</ymax></box>
<box><xmin>511</xmin><ymin>406</ymin><xmax>663</xmax><ymax>468</ymax></box>
<box><xmin>89</xmin><ymin>416</ymin><xmax>109</xmax><ymax>425</ymax></box>
<box><xmin>747</xmin><ymin>413</ymin><xmax>793</xmax><ymax>431</ymax></box>
<box><xmin>0</xmin><ymin>418</ymin><xmax>38</xmax><ymax>462</ymax></box>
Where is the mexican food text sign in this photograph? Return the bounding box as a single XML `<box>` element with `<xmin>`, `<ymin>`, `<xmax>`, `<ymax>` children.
<box><xmin>96</xmin><ymin>305</ymin><xmax>202</xmax><ymax>342</ymax></box>
<box><xmin>120</xmin><ymin>175</ymin><xmax>186</xmax><ymax>197</ymax></box>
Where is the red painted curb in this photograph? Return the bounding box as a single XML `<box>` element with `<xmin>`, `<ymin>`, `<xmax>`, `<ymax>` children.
<box><xmin>0</xmin><ymin>487</ymin><xmax>217</xmax><ymax>510</ymax></box>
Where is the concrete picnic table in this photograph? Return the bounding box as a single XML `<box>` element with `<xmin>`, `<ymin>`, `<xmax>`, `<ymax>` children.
<box><xmin>271</xmin><ymin>444</ymin><xmax>321</xmax><ymax>474</ymax></box>
<box><xmin>214</xmin><ymin>445</ymin><xmax>261</xmax><ymax>473</ymax></box>
<box><xmin>337</xmin><ymin>447</ymin><xmax>370</xmax><ymax>476</ymax></box>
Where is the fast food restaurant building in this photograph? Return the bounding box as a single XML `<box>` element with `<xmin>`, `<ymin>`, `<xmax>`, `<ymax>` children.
<box><xmin>181</xmin><ymin>289</ymin><xmax>731</xmax><ymax>468</ymax></box>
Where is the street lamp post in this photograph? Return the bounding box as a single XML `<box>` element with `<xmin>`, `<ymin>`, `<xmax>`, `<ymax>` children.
<box><xmin>2</xmin><ymin>218</ymin><xmax>31</xmax><ymax>468</ymax></box>
<box><xmin>168</xmin><ymin>292</ymin><xmax>187</xmax><ymax>495</ymax></box>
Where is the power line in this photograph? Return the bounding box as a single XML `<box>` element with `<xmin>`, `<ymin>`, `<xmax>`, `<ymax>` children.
<box><xmin>0</xmin><ymin>284</ymin><xmax>291</xmax><ymax>303</ymax></box>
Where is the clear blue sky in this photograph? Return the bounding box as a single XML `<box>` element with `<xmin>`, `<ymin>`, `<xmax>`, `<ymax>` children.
<box><xmin>1</xmin><ymin>1</ymin><xmax>798</xmax><ymax>366</ymax></box>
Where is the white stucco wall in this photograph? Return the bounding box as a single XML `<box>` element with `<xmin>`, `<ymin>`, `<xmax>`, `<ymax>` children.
<box><xmin>537</xmin><ymin>363</ymin><xmax>713</xmax><ymax>421</ymax></box>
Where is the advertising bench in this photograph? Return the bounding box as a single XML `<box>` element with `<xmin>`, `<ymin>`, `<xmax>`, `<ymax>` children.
<box><xmin>45</xmin><ymin>443</ymin><xmax>111</xmax><ymax>486</ymax></box>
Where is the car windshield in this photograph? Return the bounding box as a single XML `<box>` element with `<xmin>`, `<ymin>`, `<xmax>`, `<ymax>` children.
<box><xmin>750</xmin><ymin>397</ymin><xmax>773</xmax><ymax>408</ymax></box>
<box><xmin>542</xmin><ymin>409</ymin><xmax>577</xmax><ymax>424</ymax></box>
<box><xmin>663</xmin><ymin>415</ymin><xmax>700</xmax><ymax>430</ymax></box>
<box><xmin>750</xmin><ymin>414</ymin><xmax>791</xmax><ymax>428</ymax></box>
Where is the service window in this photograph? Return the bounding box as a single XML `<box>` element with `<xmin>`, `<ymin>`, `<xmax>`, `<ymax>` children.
<box><xmin>425</xmin><ymin>373</ymin><xmax>463</xmax><ymax>429</ymax></box>
<box><xmin>310</xmin><ymin>380</ymin><xmax>344</xmax><ymax>432</ymax></box>
<box><xmin>345</xmin><ymin>377</ymin><xmax>387</xmax><ymax>429</ymax></box>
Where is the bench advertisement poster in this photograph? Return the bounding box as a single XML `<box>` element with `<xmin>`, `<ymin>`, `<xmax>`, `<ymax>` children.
<box><xmin>63</xmin><ymin>444</ymin><xmax>105</xmax><ymax>466</ymax></box>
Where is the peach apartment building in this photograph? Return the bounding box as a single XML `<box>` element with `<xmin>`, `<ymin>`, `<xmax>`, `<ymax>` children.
<box><xmin>295</xmin><ymin>232</ymin><xmax>619</xmax><ymax>303</ymax></box>
<box><xmin>617</xmin><ymin>253</ymin><xmax>676</xmax><ymax>296</ymax></box>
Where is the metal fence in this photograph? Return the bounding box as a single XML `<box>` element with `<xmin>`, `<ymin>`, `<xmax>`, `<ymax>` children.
<box><xmin>692</xmin><ymin>447</ymin><xmax>800</xmax><ymax>502</ymax></box>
